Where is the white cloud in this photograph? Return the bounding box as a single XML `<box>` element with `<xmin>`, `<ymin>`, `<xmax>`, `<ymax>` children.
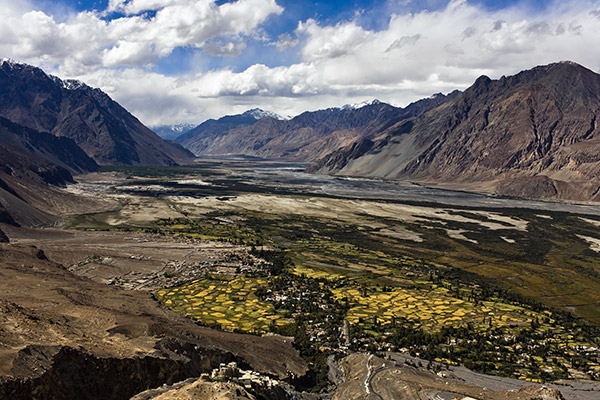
<box><xmin>0</xmin><ymin>0</ymin><xmax>283</xmax><ymax>72</ymax></box>
<box><xmin>298</xmin><ymin>19</ymin><xmax>373</xmax><ymax>61</ymax></box>
<box><xmin>203</xmin><ymin>40</ymin><xmax>247</xmax><ymax>57</ymax></box>
<box><xmin>107</xmin><ymin>0</ymin><xmax>180</xmax><ymax>15</ymax></box>
<box><xmin>272</xmin><ymin>33</ymin><xmax>298</xmax><ymax>51</ymax></box>
<box><xmin>174</xmin><ymin>0</ymin><xmax>600</xmax><ymax>111</ymax></box>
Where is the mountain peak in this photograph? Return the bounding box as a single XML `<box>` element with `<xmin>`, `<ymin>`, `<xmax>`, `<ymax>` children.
<box><xmin>243</xmin><ymin>108</ymin><xmax>288</xmax><ymax>120</ymax></box>
<box><xmin>0</xmin><ymin>58</ymin><xmax>19</xmax><ymax>68</ymax></box>
<box><xmin>341</xmin><ymin>99</ymin><xmax>384</xmax><ymax>110</ymax></box>
<box><xmin>48</xmin><ymin>75</ymin><xmax>89</xmax><ymax>91</ymax></box>
<box><xmin>0</xmin><ymin>60</ymin><xmax>194</xmax><ymax>166</ymax></box>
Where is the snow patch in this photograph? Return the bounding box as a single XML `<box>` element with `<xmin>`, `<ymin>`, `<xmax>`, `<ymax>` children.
<box><xmin>341</xmin><ymin>99</ymin><xmax>382</xmax><ymax>110</ymax></box>
<box><xmin>244</xmin><ymin>108</ymin><xmax>288</xmax><ymax>120</ymax></box>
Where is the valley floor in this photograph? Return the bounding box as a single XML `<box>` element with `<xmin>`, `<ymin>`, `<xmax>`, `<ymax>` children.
<box><xmin>2</xmin><ymin>161</ymin><xmax>600</xmax><ymax>399</ymax></box>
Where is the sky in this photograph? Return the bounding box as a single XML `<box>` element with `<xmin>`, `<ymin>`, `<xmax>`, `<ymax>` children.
<box><xmin>1</xmin><ymin>0</ymin><xmax>600</xmax><ymax>126</ymax></box>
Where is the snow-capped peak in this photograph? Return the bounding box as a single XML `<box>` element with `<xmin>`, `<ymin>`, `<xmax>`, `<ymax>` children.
<box><xmin>341</xmin><ymin>99</ymin><xmax>383</xmax><ymax>110</ymax></box>
<box><xmin>0</xmin><ymin>58</ymin><xmax>19</xmax><ymax>67</ymax></box>
<box><xmin>243</xmin><ymin>108</ymin><xmax>289</xmax><ymax>120</ymax></box>
<box><xmin>46</xmin><ymin>74</ymin><xmax>87</xmax><ymax>91</ymax></box>
<box><xmin>63</xmin><ymin>79</ymin><xmax>86</xmax><ymax>90</ymax></box>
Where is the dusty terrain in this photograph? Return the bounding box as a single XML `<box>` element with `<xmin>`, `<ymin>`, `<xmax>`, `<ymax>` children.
<box><xmin>3</xmin><ymin>167</ymin><xmax>600</xmax><ymax>399</ymax></box>
<box><xmin>4</xmin><ymin>226</ymin><xmax>261</xmax><ymax>291</ymax></box>
<box><xmin>332</xmin><ymin>353</ymin><xmax>600</xmax><ymax>400</ymax></box>
<box><xmin>0</xmin><ymin>227</ymin><xmax>308</xmax><ymax>400</ymax></box>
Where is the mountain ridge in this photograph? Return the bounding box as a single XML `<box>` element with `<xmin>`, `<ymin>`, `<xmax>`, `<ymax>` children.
<box><xmin>178</xmin><ymin>93</ymin><xmax>458</xmax><ymax>161</ymax></box>
<box><xmin>310</xmin><ymin>61</ymin><xmax>600</xmax><ymax>201</ymax></box>
<box><xmin>0</xmin><ymin>60</ymin><xmax>194</xmax><ymax>166</ymax></box>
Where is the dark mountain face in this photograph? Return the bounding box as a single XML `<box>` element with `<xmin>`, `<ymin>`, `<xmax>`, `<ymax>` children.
<box><xmin>0</xmin><ymin>131</ymin><xmax>73</xmax><ymax>227</ymax></box>
<box><xmin>0</xmin><ymin>116</ymin><xmax>99</xmax><ymax>228</ymax></box>
<box><xmin>176</xmin><ymin>112</ymin><xmax>261</xmax><ymax>154</ymax></box>
<box><xmin>0</xmin><ymin>60</ymin><xmax>194</xmax><ymax>166</ymax></box>
<box><xmin>0</xmin><ymin>117</ymin><xmax>97</xmax><ymax>175</ymax></box>
<box><xmin>178</xmin><ymin>96</ymin><xmax>455</xmax><ymax>161</ymax></box>
<box><xmin>312</xmin><ymin>62</ymin><xmax>600</xmax><ymax>201</ymax></box>
<box><xmin>0</xmin><ymin>227</ymin><xmax>8</xmax><ymax>242</ymax></box>
<box><xmin>0</xmin><ymin>136</ymin><xmax>75</xmax><ymax>188</ymax></box>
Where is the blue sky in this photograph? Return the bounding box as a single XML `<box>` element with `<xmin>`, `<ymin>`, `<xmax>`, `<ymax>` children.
<box><xmin>1</xmin><ymin>0</ymin><xmax>599</xmax><ymax>124</ymax></box>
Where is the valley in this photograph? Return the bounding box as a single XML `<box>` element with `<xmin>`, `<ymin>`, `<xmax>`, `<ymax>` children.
<box><xmin>22</xmin><ymin>160</ymin><xmax>595</xmax><ymax>398</ymax></box>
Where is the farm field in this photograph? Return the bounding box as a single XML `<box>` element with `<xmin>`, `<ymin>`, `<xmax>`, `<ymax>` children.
<box><xmin>155</xmin><ymin>276</ymin><xmax>291</xmax><ymax>333</ymax></box>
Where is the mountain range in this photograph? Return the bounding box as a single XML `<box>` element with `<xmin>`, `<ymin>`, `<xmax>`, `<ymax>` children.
<box><xmin>151</xmin><ymin>123</ymin><xmax>196</xmax><ymax>140</ymax></box>
<box><xmin>0</xmin><ymin>59</ymin><xmax>194</xmax><ymax>166</ymax></box>
<box><xmin>309</xmin><ymin>61</ymin><xmax>600</xmax><ymax>201</ymax></box>
<box><xmin>174</xmin><ymin>61</ymin><xmax>600</xmax><ymax>201</ymax></box>
<box><xmin>0</xmin><ymin>59</ymin><xmax>599</xmax><ymax>205</ymax></box>
<box><xmin>177</xmin><ymin>96</ymin><xmax>457</xmax><ymax>162</ymax></box>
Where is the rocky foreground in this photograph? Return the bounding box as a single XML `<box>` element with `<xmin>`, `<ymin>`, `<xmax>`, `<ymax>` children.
<box><xmin>0</xmin><ymin>232</ymin><xmax>309</xmax><ymax>400</ymax></box>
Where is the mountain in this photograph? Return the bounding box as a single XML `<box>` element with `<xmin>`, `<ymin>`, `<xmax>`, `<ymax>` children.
<box><xmin>151</xmin><ymin>123</ymin><xmax>196</xmax><ymax>140</ymax></box>
<box><xmin>0</xmin><ymin>135</ymin><xmax>69</xmax><ymax>227</ymax></box>
<box><xmin>177</xmin><ymin>96</ymin><xmax>456</xmax><ymax>161</ymax></box>
<box><xmin>310</xmin><ymin>62</ymin><xmax>600</xmax><ymax>202</ymax></box>
<box><xmin>0</xmin><ymin>59</ymin><xmax>194</xmax><ymax>166</ymax></box>
<box><xmin>0</xmin><ymin>117</ymin><xmax>97</xmax><ymax>175</ymax></box>
<box><xmin>176</xmin><ymin>108</ymin><xmax>287</xmax><ymax>155</ymax></box>
<box><xmin>0</xmin><ymin>117</ymin><xmax>102</xmax><ymax>227</ymax></box>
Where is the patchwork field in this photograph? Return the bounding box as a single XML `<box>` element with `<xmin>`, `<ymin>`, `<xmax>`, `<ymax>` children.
<box><xmin>155</xmin><ymin>276</ymin><xmax>291</xmax><ymax>333</ymax></box>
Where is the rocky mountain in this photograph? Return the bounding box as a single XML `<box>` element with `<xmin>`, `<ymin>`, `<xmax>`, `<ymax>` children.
<box><xmin>150</xmin><ymin>123</ymin><xmax>196</xmax><ymax>140</ymax></box>
<box><xmin>176</xmin><ymin>108</ymin><xmax>288</xmax><ymax>155</ymax></box>
<box><xmin>0</xmin><ymin>117</ymin><xmax>103</xmax><ymax>227</ymax></box>
<box><xmin>311</xmin><ymin>62</ymin><xmax>600</xmax><ymax>201</ymax></box>
<box><xmin>176</xmin><ymin>110</ymin><xmax>265</xmax><ymax>153</ymax></box>
<box><xmin>0</xmin><ymin>117</ymin><xmax>97</xmax><ymax>175</ymax></box>
<box><xmin>0</xmin><ymin>59</ymin><xmax>194</xmax><ymax>166</ymax></box>
<box><xmin>178</xmin><ymin>96</ymin><xmax>456</xmax><ymax>161</ymax></box>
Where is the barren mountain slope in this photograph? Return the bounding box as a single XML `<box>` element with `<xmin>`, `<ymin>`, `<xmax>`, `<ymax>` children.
<box><xmin>312</xmin><ymin>62</ymin><xmax>600</xmax><ymax>201</ymax></box>
<box><xmin>0</xmin><ymin>60</ymin><xmax>194</xmax><ymax>166</ymax></box>
<box><xmin>179</xmin><ymin>95</ymin><xmax>456</xmax><ymax>161</ymax></box>
<box><xmin>0</xmin><ymin>117</ymin><xmax>98</xmax><ymax>175</ymax></box>
<box><xmin>0</xmin><ymin>239</ymin><xmax>308</xmax><ymax>400</ymax></box>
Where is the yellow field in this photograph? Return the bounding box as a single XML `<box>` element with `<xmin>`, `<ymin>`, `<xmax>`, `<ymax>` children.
<box><xmin>155</xmin><ymin>276</ymin><xmax>291</xmax><ymax>333</ymax></box>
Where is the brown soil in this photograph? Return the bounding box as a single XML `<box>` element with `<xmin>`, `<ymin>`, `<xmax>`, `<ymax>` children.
<box><xmin>333</xmin><ymin>353</ymin><xmax>566</xmax><ymax>400</ymax></box>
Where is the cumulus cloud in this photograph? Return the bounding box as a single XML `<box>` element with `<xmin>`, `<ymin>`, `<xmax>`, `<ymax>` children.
<box><xmin>203</xmin><ymin>40</ymin><xmax>247</xmax><ymax>57</ymax></box>
<box><xmin>272</xmin><ymin>33</ymin><xmax>299</xmax><ymax>51</ymax></box>
<box><xmin>385</xmin><ymin>34</ymin><xmax>421</xmax><ymax>52</ymax></box>
<box><xmin>207</xmin><ymin>0</ymin><xmax>600</xmax><ymax>105</ymax></box>
<box><xmin>0</xmin><ymin>0</ymin><xmax>282</xmax><ymax>72</ymax></box>
<box><xmin>298</xmin><ymin>19</ymin><xmax>373</xmax><ymax>61</ymax></box>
